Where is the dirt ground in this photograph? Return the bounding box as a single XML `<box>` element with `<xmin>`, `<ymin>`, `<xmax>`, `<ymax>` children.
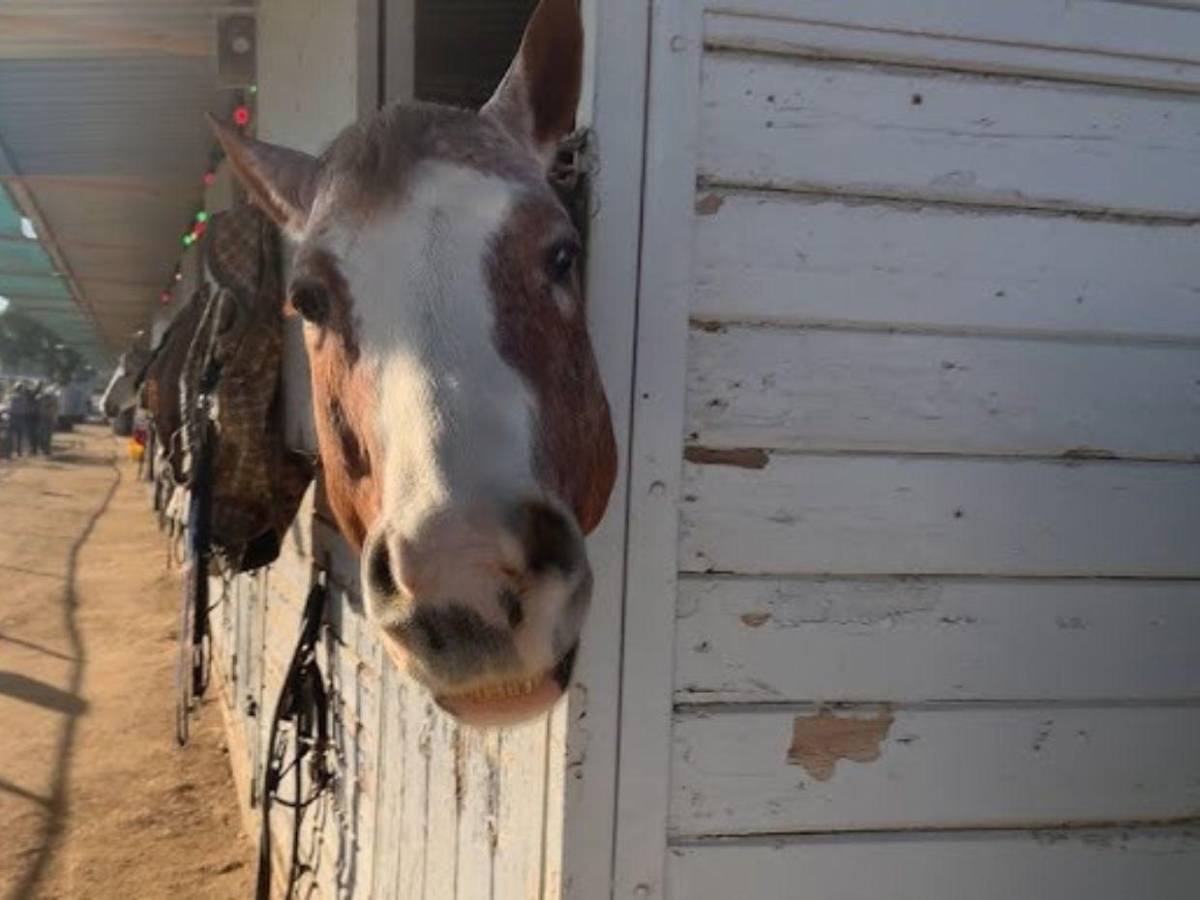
<box><xmin>0</xmin><ymin>424</ymin><xmax>254</xmax><ymax>900</ymax></box>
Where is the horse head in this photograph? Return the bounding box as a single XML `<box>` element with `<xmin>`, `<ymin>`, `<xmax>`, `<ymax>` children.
<box><xmin>213</xmin><ymin>0</ymin><xmax>616</xmax><ymax>725</ymax></box>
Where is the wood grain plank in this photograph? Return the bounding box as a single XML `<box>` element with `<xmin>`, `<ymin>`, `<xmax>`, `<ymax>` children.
<box><xmin>708</xmin><ymin>0</ymin><xmax>1200</xmax><ymax>69</ymax></box>
<box><xmin>680</xmin><ymin>455</ymin><xmax>1200</xmax><ymax>576</ymax></box>
<box><xmin>494</xmin><ymin>718</ymin><xmax>548</xmax><ymax>900</ymax></box>
<box><xmin>691</xmin><ymin>192</ymin><xmax>1200</xmax><ymax>338</ymax></box>
<box><xmin>686</xmin><ymin>326</ymin><xmax>1200</xmax><ymax>459</ymax></box>
<box><xmin>397</xmin><ymin>689</ymin><xmax>431</xmax><ymax>899</ymax></box>
<box><xmin>456</xmin><ymin>729</ymin><xmax>498</xmax><ymax>900</ymax></box>
<box><xmin>671</xmin><ymin>704</ymin><xmax>1200</xmax><ymax>834</ymax></box>
<box><xmin>675</xmin><ymin>576</ymin><xmax>1200</xmax><ymax>702</ymax></box>
<box><xmin>700</xmin><ymin>52</ymin><xmax>1200</xmax><ymax>216</ymax></box>
<box><xmin>667</xmin><ymin>827</ymin><xmax>1200</xmax><ymax>900</ymax></box>
<box><xmin>424</xmin><ymin>709</ymin><xmax>460</xmax><ymax>897</ymax></box>
<box><xmin>371</xmin><ymin>664</ymin><xmax>405</xmax><ymax>898</ymax></box>
<box><xmin>704</xmin><ymin>11</ymin><xmax>1200</xmax><ymax>92</ymax></box>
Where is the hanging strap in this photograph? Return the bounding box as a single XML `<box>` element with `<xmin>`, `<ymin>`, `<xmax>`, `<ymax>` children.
<box><xmin>174</xmin><ymin>290</ymin><xmax>225</xmax><ymax>746</ymax></box>
<box><xmin>175</xmin><ymin>413</ymin><xmax>215</xmax><ymax>746</ymax></box>
<box><xmin>256</xmin><ymin>580</ymin><xmax>332</xmax><ymax>900</ymax></box>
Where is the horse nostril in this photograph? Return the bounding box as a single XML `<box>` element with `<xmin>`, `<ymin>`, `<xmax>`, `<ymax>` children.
<box><xmin>521</xmin><ymin>502</ymin><xmax>581</xmax><ymax>575</ymax></box>
<box><xmin>368</xmin><ymin>536</ymin><xmax>398</xmax><ymax>597</ymax></box>
<box><xmin>499</xmin><ymin>588</ymin><xmax>523</xmax><ymax>629</ymax></box>
<box><xmin>419</xmin><ymin>616</ymin><xmax>447</xmax><ymax>653</ymax></box>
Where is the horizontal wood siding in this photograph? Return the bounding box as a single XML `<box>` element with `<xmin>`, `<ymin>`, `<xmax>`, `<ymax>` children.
<box><xmin>703</xmin><ymin>11</ymin><xmax>1200</xmax><ymax>93</ymax></box>
<box><xmin>687</xmin><ymin>325</ymin><xmax>1200</xmax><ymax>459</ymax></box>
<box><xmin>675</xmin><ymin>577</ymin><xmax>1200</xmax><ymax>702</ymax></box>
<box><xmin>680</xmin><ymin>455</ymin><xmax>1200</xmax><ymax>577</ymax></box>
<box><xmin>667</xmin><ymin>827</ymin><xmax>1200</xmax><ymax>900</ymax></box>
<box><xmin>700</xmin><ymin>53</ymin><xmax>1200</xmax><ymax>216</ymax></box>
<box><xmin>691</xmin><ymin>193</ymin><xmax>1200</xmax><ymax>339</ymax></box>
<box><xmin>708</xmin><ymin>0</ymin><xmax>1200</xmax><ymax>68</ymax></box>
<box><xmin>671</xmin><ymin>704</ymin><xmax>1200</xmax><ymax>835</ymax></box>
<box><xmin>654</xmin><ymin>0</ymin><xmax>1200</xmax><ymax>889</ymax></box>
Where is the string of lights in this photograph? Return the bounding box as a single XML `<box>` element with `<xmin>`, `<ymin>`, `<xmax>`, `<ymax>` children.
<box><xmin>159</xmin><ymin>89</ymin><xmax>256</xmax><ymax>305</ymax></box>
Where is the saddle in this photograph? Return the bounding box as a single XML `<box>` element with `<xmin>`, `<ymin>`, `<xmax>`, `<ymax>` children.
<box><xmin>140</xmin><ymin>204</ymin><xmax>313</xmax><ymax>572</ymax></box>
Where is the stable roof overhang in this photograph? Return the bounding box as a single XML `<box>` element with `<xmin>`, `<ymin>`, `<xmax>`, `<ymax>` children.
<box><xmin>0</xmin><ymin>2</ymin><xmax>241</xmax><ymax>364</ymax></box>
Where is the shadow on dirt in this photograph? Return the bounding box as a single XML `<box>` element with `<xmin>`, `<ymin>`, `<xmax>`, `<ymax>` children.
<box><xmin>4</xmin><ymin>452</ymin><xmax>122</xmax><ymax>900</ymax></box>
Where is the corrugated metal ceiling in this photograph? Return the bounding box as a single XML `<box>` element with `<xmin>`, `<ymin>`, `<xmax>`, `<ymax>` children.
<box><xmin>0</xmin><ymin>1</ymin><xmax>245</xmax><ymax>362</ymax></box>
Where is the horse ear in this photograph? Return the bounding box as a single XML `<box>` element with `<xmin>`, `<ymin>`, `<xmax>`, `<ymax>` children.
<box><xmin>481</xmin><ymin>0</ymin><xmax>583</xmax><ymax>168</ymax></box>
<box><xmin>206</xmin><ymin>114</ymin><xmax>319</xmax><ymax>237</ymax></box>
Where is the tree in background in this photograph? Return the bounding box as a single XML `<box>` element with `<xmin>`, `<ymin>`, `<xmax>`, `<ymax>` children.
<box><xmin>0</xmin><ymin>310</ymin><xmax>86</xmax><ymax>384</ymax></box>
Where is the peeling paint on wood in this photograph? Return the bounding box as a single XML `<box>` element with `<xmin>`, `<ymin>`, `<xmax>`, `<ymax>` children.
<box><xmin>683</xmin><ymin>446</ymin><xmax>769</xmax><ymax>469</ymax></box>
<box><xmin>672</xmin><ymin>706</ymin><xmax>1200</xmax><ymax>834</ymax></box>
<box><xmin>694</xmin><ymin>192</ymin><xmax>724</xmax><ymax>215</ymax></box>
<box><xmin>786</xmin><ymin>707</ymin><xmax>894</xmax><ymax>781</ymax></box>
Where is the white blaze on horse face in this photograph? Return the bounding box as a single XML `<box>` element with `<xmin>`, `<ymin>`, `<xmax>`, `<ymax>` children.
<box><xmin>336</xmin><ymin>161</ymin><xmax>538</xmax><ymax>533</ymax></box>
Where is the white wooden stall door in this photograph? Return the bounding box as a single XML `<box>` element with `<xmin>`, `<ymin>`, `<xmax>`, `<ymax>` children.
<box><xmin>616</xmin><ymin>0</ymin><xmax>1200</xmax><ymax>897</ymax></box>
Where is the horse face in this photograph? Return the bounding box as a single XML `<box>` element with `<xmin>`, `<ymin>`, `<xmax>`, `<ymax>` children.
<box><xmin>214</xmin><ymin>0</ymin><xmax>616</xmax><ymax>726</ymax></box>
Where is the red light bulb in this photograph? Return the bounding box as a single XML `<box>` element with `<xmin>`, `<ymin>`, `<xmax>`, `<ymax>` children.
<box><xmin>233</xmin><ymin>105</ymin><xmax>251</xmax><ymax>126</ymax></box>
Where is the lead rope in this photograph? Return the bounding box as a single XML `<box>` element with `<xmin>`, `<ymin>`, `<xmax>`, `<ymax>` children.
<box><xmin>256</xmin><ymin>577</ymin><xmax>333</xmax><ymax>900</ymax></box>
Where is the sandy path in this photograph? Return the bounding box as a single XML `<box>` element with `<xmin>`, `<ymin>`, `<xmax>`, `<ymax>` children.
<box><xmin>0</xmin><ymin>425</ymin><xmax>253</xmax><ymax>900</ymax></box>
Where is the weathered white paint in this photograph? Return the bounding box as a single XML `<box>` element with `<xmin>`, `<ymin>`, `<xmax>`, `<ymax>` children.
<box><xmin>495</xmin><ymin>718</ymin><xmax>549</xmax><ymax>900</ymax></box>
<box><xmin>616</xmin><ymin>1</ymin><xmax>1200</xmax><ymax>892</ymax></box>
<box><xmin>686</xmin><ymin>325</ymin><xmax>1200</xmax><ymax>459</ymax></box>
<box><xmin>456</xmin><ymin>728</ymin><xmax>498</xmax><ymax>899</ymax></box>
<box><xmin>710</xmin><ymin>0</ymin><xmax>1200</xmax><ymax>72</ymax></box>
<box><xmin>681</xmin><ymin>455</ymin><xmax>1200</xmax><ymax>576</ymax></box>
<box><xmin>369</xmin><ymin>662</ymin><xmax>405</xmax><ymax>895</ymax></box>
<box><xmin>610</xmin><ymin>0</ymin><xmax>703</xmax><ymax>897</ymax></box>
<box><xmin>692</xmin><ymin>192</ymin><xmax>1200</xmax><ymax>339</ymax></box>
<box><xmin>704</xmin><ymin>10</ymin><xmax>1200</xmax><ymax>92</ymax></box>
<box><xmin>671</xmin><ymin>704</ymin><xmax>1200</xmax><ymax>835</ymax></box>
<box><xmin>396</xmin><ymin>684</ymin><xmax>430</xmax><ymax>898</ymax></box>
<box><xmin>550</xmin><ymin>0</ymin><xmax>650</xmax><ymax>892</ymax></box>
<box><xmin>675</xmin><ymin>577</ymin><xmax>1200</xmax><ymax>702</ymax></box>
<box><xmin>701</xmin><ymin>52</ymin><xmax>1200</xmax><ymax>216</ymax></box>
<box><xmin>668</xmin><ymin>827</ymin><xmax>1200</xmax><ymax>900</ymax></box>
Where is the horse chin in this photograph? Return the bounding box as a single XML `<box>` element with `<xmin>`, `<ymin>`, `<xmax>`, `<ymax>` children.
<box><xmin>381</xmin><ymin>639</ymin><xmax>579</xmax><ymax>728</ymax></box>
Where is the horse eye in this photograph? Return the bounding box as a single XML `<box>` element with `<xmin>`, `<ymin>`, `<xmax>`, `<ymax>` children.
<box><xmin>545</xmin><ymin>240</ymin><xmax>579</xmax><ymax>285</ymax></box>
<box><xmin>290</xmin><ymin>280</ymin><xmax>330</xmax><ymax>324</ymax></box>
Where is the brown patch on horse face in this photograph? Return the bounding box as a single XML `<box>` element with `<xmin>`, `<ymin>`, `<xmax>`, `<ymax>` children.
<box><xmin>288</xmin><ymin>247</ymin><xmax>380</xmax><ymax>549</ymax></box>
<box><xmin>487</xmin><ymin>195</ymin><xmax>617</xmax><ymax>536</ymax></box>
